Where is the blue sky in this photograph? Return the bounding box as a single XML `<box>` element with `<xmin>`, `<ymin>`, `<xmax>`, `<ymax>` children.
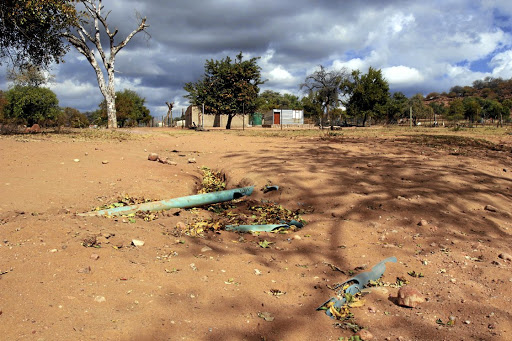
<box><xmin>1</xmin><ymin>0</ymin><xmax>512</xmax><ymax>117</ymax></box>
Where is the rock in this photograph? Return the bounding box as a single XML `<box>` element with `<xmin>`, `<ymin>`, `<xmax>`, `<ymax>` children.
<box><xmin>132</xmin><ymin>239</ymin><xmax>145</xmax><ymax>247</ymax></box>
<box><xmin>485</xmin><ymin>205</ymin><xmax>498</xmax><ymax>212</ymax></box>
<box><xmin>176</xmin><ymin>222</ymin><xmax>187</xmax><ymax>230</ymax></box>
<box><xmin>258</xmin><ymin>311</ymin><xmax>274</xmax><ymax>322</ymax></box>
<box><xmin>94</xmin><ymin>296</ymin><xmax>106</xmax><ymax>303</ymax></box>
<box><xmin>397</xmin><ymin>286</ymin><xmax>425</xmax><ymax>308</ymax></box>
<box><xmin>418</xmin><ymin>219</ymin><xmax>428</xmax><ymax>226</ymax></box>
<box><xmin>159</xmin><ymin>157</ymin><xmax>177</xmax><ymax>165</ymax></box>
<box><xmin>73</xmin><ymin>159</ymin><xmax>80</xmax><ymax>162</ymax></box>
<box><xmin>101</xmin><ymin>160</ymin><xmax>109</xmax><ymax>164</ymax></box>
<box><xmin>78</xmin><ymin>266</ymin><xmax>91</xmax><ymax>274</ymax></box>
<box><xmin>355</xmin><ymin>329</ymin><xmax>373</xmax><ymax>340</ymax></box>
<box><xmin>188</xmin><ymin>158</ymin><xmax>196</xmax><ymax>164</ymax></box>
<box><xmin>148</xmin><ymin>153</ymin><xmax>159</xmax><ymax>161</ymax></box>
<box><xmin>201</xmin><ymin>246</ymin><xmax>212</xmax><ymax>252</ymax></box>
<box><xmin>293</xmin><ymin>235</ymin><xmax>302</xmax><ymax>240</ymax></box>
<box><xmin>24</xmin><ymin>124</ymin><xmax>41</xmax><ymax>133</ymax></box>
<box><xmin>90</xmin><ymin>254</ymin><xmax>100</xmax><ymax>260</ymax></box>
<box><xmin>499</xmin><ymin>253</ymin><xmax>512</xmax><ymax>261</ymax></box>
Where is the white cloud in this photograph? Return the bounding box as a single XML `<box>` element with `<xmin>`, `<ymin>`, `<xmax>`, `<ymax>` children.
<box><xmin>382</xmin><ymin>66</ymin><xmax>424</xmax><ymax>85</ymax></box>
<box><xmin>490</xmin><ymin>50</ymin><xmax>512</xmax><ymax>78</ymax></box>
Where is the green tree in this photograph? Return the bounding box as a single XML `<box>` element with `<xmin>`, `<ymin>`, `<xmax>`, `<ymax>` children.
<box><xmin>300</xmin><ymin>91</ymin><xmax>323</xmax><ymax>123</ymax></box>
<box><xmin>385</xmin><ymin>92</ymin><xmax>408</xmax><ymax>123</ymax></box>
<box><xmin>502</xmin><ymin>99</ymin><xmax>512</xmax><ymax>122</ymax></box>
<box><xmin>408</xmin><ymin>93</ymin><xmax>433</xmax><ymax>124</ymax></box>
<box><xmin>62</xmin><ymin>107</ymin><xmax>89</xmax><ymax>128</ymax></box>
<box><xmin>0</xmin><ymin>0</ymin><xmax>77</xmax><ymax>67</ymax></box>
<box><xmin>462</xmin><ymin>97</ymin><xmax>481</xmax><ymax>123</ymax></box>
<box><xmin>447</xmin><ymin>98</ymin><xmax>465</xmax><ymax>121</ymax></box>
<box><xmin>344</xmin><ymin>67</ymin><xmax>390</xmax><ymax>126</ymax></box>
<box><xmin>0</xmin><ymin>90</ymin><xmax>7</xmax><ymax>122</ymax></box>
<box><xmin>300</xmin><ymin>65</ymin><xmax>349</xmax><ymax>128</ymax></box>
<box><xmin>257</xmin><ymin>90</ymin><xmax>302</xmax><ymax>112</ymax></box>
<box><xmin>184</xmin><ymin>52</ymin><xmax>264</xmax><ymax>129</ymax></box>
<box><xmin>7</xmin><ymin>64</ymin><xmax>54</xmax><ymax>87</ymax></box>
<box><xmin>429</xmin><ymin>101</ymin><xmax>447</xmax><ymax>120</ymax></box>
<box><xmin>99</xmin><ymin>89</ymin><xmax>151</xmax><ymax>127</ymax></box>
<box><xmin>4</xmin><ymin>86</ymin><xmax>60</xmax><ymax>126</ymax></box>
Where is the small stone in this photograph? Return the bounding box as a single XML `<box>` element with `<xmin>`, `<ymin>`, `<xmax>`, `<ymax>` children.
<box><xmin>397</xmin><ymin>286</ymin><xmax>425</xmax><ymax>308</ymax></box>
<box><xmin>498</xmin><ymin>253</ymin><xmax>512</xmax><ymax>261</ymax></box>
<box><xmin>73</xmin><ymin>159</ymin><xmax>80</xmax><ymax>162</ymax></box>
<box><xmin>188</xmin><ymin>158</ymin><xmax>196</xmax><ymax>164</ymax></box>
<box><xmin>368</xmin><ymin>306</ymin><xmax>376</xmax><ymax>313</ymax></box>
<box><xmin>355</xmin><ymin>329</ymin><xmax>373</xmax><ymax>340</ymax></box>
<box><xmin>464</xmin><ymin>320</ymin><xmax>471</xmax><ymax>324</ymax></box>
<box><xmin>485</xmin><ymin>205</ymin><xmax>498</xmax><ymax>212</ymax></box>
<box><xmin>418</xmin><ymin>219</ymin><xmax>428</xmax><ymax>226</ymax></box>
<box><xmin>293</xmin><ymin>235</ymin><xmax>302</xmax><ymax>240</ymax></box>
<box><xmin>90</xmin><ymin>254</ymin><xmax>100</xmax><ymax>260</ymax></box>
<box><xmin>132</xmin><ymin>239</ymin><xmax>145</xmax><ymax>247</ymax></box>
<box><xmin>488</xmin><ymin>323</ymin><xmax>496</xmax><ymax>329</ymax></box>
<box><xmin>201</xmin><ymin>246</ymin><xmax>212</xmax><ymax>252</ymax></box>
<box><xmin>49</xmin><ymin>249</ymin><xmax>58</xmax><ymax>253</ymax></box>
<box><xmin>94</xmin><ymin>296</ymin><xmax>106</xmax><ymax>303</ymax></box>
<box><xmin>176</xmin><ymin>222</ymin><xmax>187</xmax><ymax>230</ymax></box>
<box><xmin>254</xmin><ymin>269</ymin><xmax>262</xmax><ymax>276</ymax></box>
<box><xmin>148</xmin><ymin>153</ymin><xmax>159</xmax><ymax>161</ymax></box>
<box><xmin>258</xmin><ymin>312</ymin><xmax>274</xmax><ymax>322</ymax></box>
<box><xmin>78</xmin><ymin>266</ymin><xmax>91</xmax><ymax>274</ymax></box>
<box><xmin>101</xmin><ymin>160</ymin><xmax>109</xmax><ymax>164</ymax></box>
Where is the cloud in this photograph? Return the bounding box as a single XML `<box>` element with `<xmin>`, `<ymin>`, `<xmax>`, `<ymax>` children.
<box><xmin>2</xmin><ymin>0</ymin><xmax>512</xmax><ymax>113</ymax></box>
<box><xmin>382</xmin><ymin>66</ymin><xmax>424</xmax><ymax>85</ymax></box>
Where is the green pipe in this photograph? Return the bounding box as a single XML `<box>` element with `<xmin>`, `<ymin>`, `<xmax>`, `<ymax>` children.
<box><xmin>78</xmin><ymin>186</ymin><xmax>254</xmax><ymax>217</ymax></box>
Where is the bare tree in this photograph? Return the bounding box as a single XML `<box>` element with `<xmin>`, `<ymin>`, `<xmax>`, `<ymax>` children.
<box><xmin>300</xmin><ymin>65</ymin><xmax>349</xmax><ymax>129</ymax></box>
<box><xmin>62</xmin><ymin>0</ymin><xmax>148</xmax><ymax>128</ymax></box>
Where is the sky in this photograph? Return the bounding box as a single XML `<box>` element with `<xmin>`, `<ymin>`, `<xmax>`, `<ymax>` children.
<box><xmin>2</xmin><ymin>0</ymin><xmax>512</xmax><ymax>118</ymax></box>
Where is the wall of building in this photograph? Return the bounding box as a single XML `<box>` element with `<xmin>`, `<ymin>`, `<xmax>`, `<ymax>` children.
<box><xmin>185</xmin><ymin>106</ymin><xmax>248</xmax><ymax>128</ymax></box>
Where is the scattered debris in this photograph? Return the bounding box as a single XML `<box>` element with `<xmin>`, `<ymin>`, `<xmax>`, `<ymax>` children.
<box><xmin>407</xmin><ymin>270</ymin><xmax>424</xmax><ymax>278</ymax></box>
<box><xmin>396</xmin><ymin>286</ymin><xmax>425</xmax><ymax>308</ymax></box>
<box><xmin>94</xmin><ymin>296</ymin><xmax>106</xmax><ymax>303</ymax></box>
<box><xmin>262</xmin><ymin>185</ymin><xmax>279</xmax><ymax>193</ymax></box>
<box><xmin>485</xmin><ymin>205</ymin><xmax>498</xmax><ymax>212</ymax></box>
<box><xmin>318</xmin><ymin>257</ymin><xmax>397</xmax><ymax>319</ymax></box>
<box><xmin>499</xmin><ymin>253</ymin><xmax>512</xmax><ymax>261</ymax></box>
<box><xmin>77</xmin><ymin>266</ymin><xmax>91</xmax><ymax>274</ymax></box>
<box><xmin>132</xmin><ymin>239</ymin><xmax>145</xmax><ymax>247</ymax></box>
<box><xmin>198</xmin><ymin>167</ymin><xmax>226</xmax><ymax>194</ymax></box>
<box><xmin>257</xmin><ymin>311</ymin><xmax>274</xmax><ymax>322</ymax></box>
<box><xmin>78</xmin><ymin>186</ymin><xmax>255</xmax><ymax>217</ymax></box>
<box><xmin>417</xmin><ymin>219</ymin><xmax>428</xmax><ymax>226</ymax></box>
<box><xmin>355</xmin><ymin>329</ymin><xmax>374</xmax><ymax>340</ymax></box>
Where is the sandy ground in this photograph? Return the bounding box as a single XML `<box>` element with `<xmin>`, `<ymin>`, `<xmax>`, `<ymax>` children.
<box><xmin>0</xmin><ymin>126</ymin><xmax>511</xmax><ymax>341</ymax></box>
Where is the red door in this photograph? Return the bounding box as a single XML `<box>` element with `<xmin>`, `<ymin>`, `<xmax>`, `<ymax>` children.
<box><xmin>273</xmin><ymin>112</ymin><xmax>280</xmax><ymax>124</ymax></box>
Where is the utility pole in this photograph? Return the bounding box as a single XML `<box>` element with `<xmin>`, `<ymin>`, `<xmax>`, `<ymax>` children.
<box><xmin>243</xmin><ymin>102</ymin><xmax>245</xmax><ymax>131</ymax></box>
<box><xmin>410</xmin><ymin>106</ymin><xmax>413</xmax><ymax>128</ymax></box>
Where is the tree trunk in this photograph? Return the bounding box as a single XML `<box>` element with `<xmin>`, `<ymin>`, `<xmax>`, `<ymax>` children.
<box><xmin>226</xmin><ymin>114</ymin><xmax>234</xmax><ymax>129</ymax></box>
<box><xmin>106</xmin><ymin>66</ymin><xmax>117</xmax><ymax>128</ymax></box>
